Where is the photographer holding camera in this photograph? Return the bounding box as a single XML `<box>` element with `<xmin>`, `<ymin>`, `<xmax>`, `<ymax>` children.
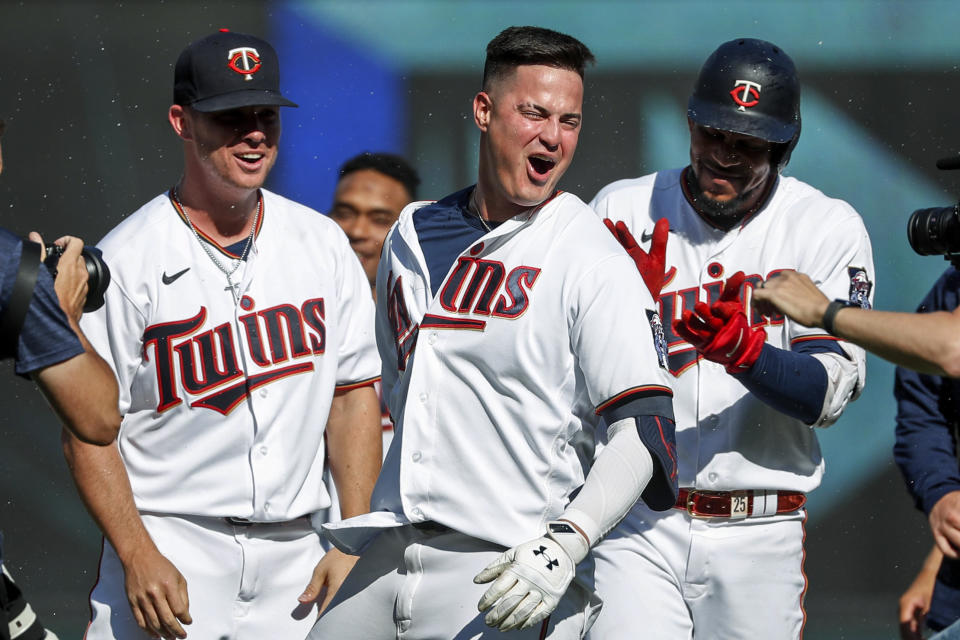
<box><xmin>0</xmin><ymin>115</ymin><xmax>121</xmax><ymax>638</ymax></box>
<box><xmin>753</xmin><ymin>158</ymin><xmax>960</xmax><ymax>639</ymax></box>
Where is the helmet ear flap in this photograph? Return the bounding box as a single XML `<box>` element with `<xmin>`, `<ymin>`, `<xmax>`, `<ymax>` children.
<box><xmin>773</xmin><ymin>124</ymin><xmax>801</xmax><ymax>171</ymax></box>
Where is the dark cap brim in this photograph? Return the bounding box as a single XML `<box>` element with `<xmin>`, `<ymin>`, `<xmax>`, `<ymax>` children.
<box><xmin>188</xmin><ymin>90</ymin><xmax>298</xmax><ymax>112</ymax></box>
<box><xmin>688</xmin><ymin>96</ymin><xmax>797</xmax><ymax>144</ymax></box>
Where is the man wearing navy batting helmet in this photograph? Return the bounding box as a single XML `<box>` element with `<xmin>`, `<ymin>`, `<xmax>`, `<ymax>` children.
<box><xmin>588</xmin><ymin>38</ymin><xmax>875</xmax><ymax>639</ymax></box>
<box><xmin>64</xmin><ymin>30</ymin><xmax>382</xmax><ymax>639</ymax></box>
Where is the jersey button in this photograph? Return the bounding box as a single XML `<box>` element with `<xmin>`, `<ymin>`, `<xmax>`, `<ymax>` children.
<box><xmin>428</xmin><ymin>332</ymin><xmax>437</xmax><ymax>345</ymax></box>
<box><xmin>259</xmin><ymin>388</ymin><xmax>268</xmax><ymax>398</ymax></box>
<box><xmin>259</xmin><ymin>446</ymin><xmax>268</xmax><ymax>456</ymax></box>
<box><xmin>264</xmin><ymin>503</ymin><xmax>271</xmax><ymax>513</ymax></box>
<box><xmin>412</xmin><ymin>507</ymin><xmax>423</xmax><ymax>518</ymax></box>
<box><xmin>419</xmin><ymin>392</ymin><xmax>428</xmax><ymax>403</ymax></box>
<box><xmin>708</xmin><ymin>472</ymin><xmax>718</xmax><ymax>483</ymax></box>
<box><xmin>412</xmin><ymin>451</ymin><xmax>422</xmax><ymax>462</ymax></box>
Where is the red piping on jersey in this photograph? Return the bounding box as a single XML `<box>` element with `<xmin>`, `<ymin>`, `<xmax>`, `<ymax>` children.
<box><xmin>336</xmin><ymin>375</ymin><xmax>381</xmax><ymax>392</ymax></box>
<box><xmin>595</xmin><ymin>385</ymin><xmax>673</xmax><ymax>415</ymax></box>
<box><xmin>420</xmin><ymin>313</ymin><xmax>487</xmax><ymax>331</ymax></box>
<box><xmin>168</xmin><ymin>187</ymin><xmax>265</xmax><ymax>259</ymax></box>
<box><xmin>799</xmin><ymin>511</ymin><xmax>809</xmax><ymax>638</ymax></box>
<box><xmin>790</xmin><ymin>334</ymin><xmax>841</xmax><ymax>345</ymax></box>
<box><xmin>538</xmin><ymin>616</ymin><xmax>551</xmax><ymax>640</ymax></box>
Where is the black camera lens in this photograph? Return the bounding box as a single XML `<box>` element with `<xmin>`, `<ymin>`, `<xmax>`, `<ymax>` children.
<box><xmin>907</xmin><ymin>205</ymin><xmax>960</xmax><ymax>257</ymax></box>
<box><xmin>43</xmin><ymin>243</ymin><xmax>111</xmax><ymax>312</ymax></box>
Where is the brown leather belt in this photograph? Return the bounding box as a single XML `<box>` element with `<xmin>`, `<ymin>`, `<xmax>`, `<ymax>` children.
<box><xmin>674</xmin><ymin>488</ymin><xmax>806</xmax><ymax>519</ymax></box>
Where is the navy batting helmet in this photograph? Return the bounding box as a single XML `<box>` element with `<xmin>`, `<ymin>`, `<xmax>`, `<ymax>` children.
<box><xmin>687</xmin><ymin>38</ymin><xmax>801</xmax><ymax>168</ymax></box>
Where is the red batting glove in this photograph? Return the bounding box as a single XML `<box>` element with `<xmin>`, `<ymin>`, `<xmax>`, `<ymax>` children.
<box><xmin>672</xmin><ymin>271</ymin><xmax>766</xmax><ymax>374</ymax></box>
<box><xmin>604</xmin><ymin>217</ymin><xmax>669</xmax><ymax>301</ymax></box>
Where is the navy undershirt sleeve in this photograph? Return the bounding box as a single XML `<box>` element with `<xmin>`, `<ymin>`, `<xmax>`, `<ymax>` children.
<box><xmin>731</xmin><ymin>338</ymin><xmax>844</xmax><ymax>425</ymax></box>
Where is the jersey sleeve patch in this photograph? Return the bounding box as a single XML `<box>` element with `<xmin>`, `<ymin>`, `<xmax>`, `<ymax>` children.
<box><xmin>646</xmin><ymin>308</ymin><xmax>669</xmax><ymax>369</ymax></box>
<box><xmin>847</xmin><ymin>266</ymin><xmax>872</xmax><ymax>309</ymax></box>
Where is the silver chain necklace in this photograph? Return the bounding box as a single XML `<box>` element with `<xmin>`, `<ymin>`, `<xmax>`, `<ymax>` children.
<box><xmin>468</xmin><ymin>189</ymin><xmax>492</xmax><ymax>232</ymax></box>
<box><xmin>172</xmin><ymin>187</ymin><xmax>261</xmax><ymax>304</ymax></box>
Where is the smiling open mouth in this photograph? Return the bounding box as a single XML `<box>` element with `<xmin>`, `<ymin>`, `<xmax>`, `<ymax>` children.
<box><xmin>238</xmin><ymin>153</ymin><xmax>264</xmax><ymax>165</ymax></box>
<box><xmin>529</xmin><ymin>156</ymin><xmax>556</xmax><ymax>177</ymax></box>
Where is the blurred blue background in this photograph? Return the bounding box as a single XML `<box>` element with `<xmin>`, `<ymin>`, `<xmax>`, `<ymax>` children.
<box><xmin>1</xmin><ymin>1</ymin><xmax>959</xmax><ymax>637</ymax></box>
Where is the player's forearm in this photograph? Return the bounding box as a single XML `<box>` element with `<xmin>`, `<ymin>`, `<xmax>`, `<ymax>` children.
<box><xmin>61</xmin><ymin>428</ymin><xmax>156</xmax><ymax>563</ymax></box>
<box><xmin>326</xmin><ymin>385</ymin><xmax>382</xmax><ymax>519</ymax></box>
<box><xmin>829</xmin><ymin>307</ymin><xmax>960</xmax><ymax>377</ymax></box>
<box><xmin>35</xmin><ymin>343</ymin><xmax>121</xmax><ymax>445</ymax></box>
<box><xmin>731</xmin><ymin>344</ymin><xmax>828</xmax><ymax>424</ymax></box>
<box><xmin>561</xmin><ymin>420</ymin><xmax>655</xmax><ymax>547</ymax></box>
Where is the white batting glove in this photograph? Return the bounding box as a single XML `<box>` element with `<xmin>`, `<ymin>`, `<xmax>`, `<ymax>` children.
<box><xmin>473</xmin><ymin>521</ymin><xmax>589</xmax><ymax>631</ymax></box>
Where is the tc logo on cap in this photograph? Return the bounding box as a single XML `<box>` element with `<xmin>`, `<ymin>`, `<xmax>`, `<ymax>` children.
<box><xmin>730</xmin><ymin>79</ymin><xmax>761</xmax><ymax>111</ymax></box>
<box><xmin>227</xmin><ymin>47</ymin><xmax>261</xmax><ymax>81</ymax></box>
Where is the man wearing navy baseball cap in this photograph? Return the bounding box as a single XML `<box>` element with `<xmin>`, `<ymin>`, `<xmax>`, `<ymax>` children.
<box><xmin>65</xmin><ymin>30</ymin><xmax>382</xmax><ymax>640</ymax></box>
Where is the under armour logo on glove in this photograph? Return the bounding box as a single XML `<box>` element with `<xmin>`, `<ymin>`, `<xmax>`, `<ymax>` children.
<box><xmin>532</xmin><ymin>545</ymin><xmax>560</xmax><ymax>571</ymax></box>
<box><xmin>474</xmin><ymin>534</ymin><xmax>577</xmax><ymax>632</ymax></box>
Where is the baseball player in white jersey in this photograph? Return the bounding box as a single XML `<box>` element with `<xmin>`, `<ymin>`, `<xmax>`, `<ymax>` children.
<box><xmin>62</xmin><ymin>31</ymin><xmax>382</xmax><ymax>639</ymax></box>
<box><xmin>588</xmin><ymin>38</ymin><xmax>875</xmax><ymax>639</ymax></box>
<box><xmin>309</xmin><ymin>26</ymin><xmax>678</xmax><ymax>640</ymax></box>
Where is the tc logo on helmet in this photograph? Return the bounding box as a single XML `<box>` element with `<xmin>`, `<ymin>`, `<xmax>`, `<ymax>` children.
<box><xmin>730</xmin><ymin>80</ymin><xmax>762</xmax><ymax>111</ymax></box>
<box><xmin>227</xmin><ymin>47</ymin><xmax>261</xmax><ymax>81</ymax></box>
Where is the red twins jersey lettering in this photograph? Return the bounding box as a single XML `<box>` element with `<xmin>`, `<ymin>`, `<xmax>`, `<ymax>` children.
<box><xmin>81</xmin><ymin>189</ymin><xmax>379</xmax><ymax>520</ymax></box>
<box><xmin>592</xmin><ymin>169</ymin><xmax>874</xmax><ymax>492</ymax></box>
<box><xmin>369</xmin><ymin>192</ymin><xmax>673</xmax><ymax>548</ymax></box>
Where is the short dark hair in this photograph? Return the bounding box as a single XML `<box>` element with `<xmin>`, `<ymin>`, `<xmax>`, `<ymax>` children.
<box><xmin>482</xmin><ymin>26</ymin><xmax>595</xmax><ymax>91</ymax></box>
<box><xmin>338</xmin><ymin>152</ymin><xmax>421</xmax><ymax>201</ymax></box>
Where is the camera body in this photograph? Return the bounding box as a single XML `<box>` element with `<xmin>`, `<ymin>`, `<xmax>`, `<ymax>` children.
<box><xmin>43</xmin><ymin>242</ymin><xmax>111</xmax><ymax>312</ymax></box>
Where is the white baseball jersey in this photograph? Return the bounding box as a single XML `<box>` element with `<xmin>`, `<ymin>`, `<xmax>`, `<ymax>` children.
<box><xmin>592</xmin><ymin>169</ymin><xmax>873</xmax><ymax>492</ymax></box>
<box><xmin>587</xmin><ymin>169</ymin><xmax>874</xmax><ymax>640</ymax></box>
<box><xmin>325</xmin><ymin>189</ymin><xmax>673</xmax><ymax>553</ymax></box>
<box><xmin>81</xmin><ymin>188</ymin><xmax>380</xmax><ymax>521</ymax></box>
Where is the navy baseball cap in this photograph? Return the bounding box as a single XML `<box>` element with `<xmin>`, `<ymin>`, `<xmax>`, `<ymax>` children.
<box><xmin>173</xmin><ymin>29</ymin><xmax>298</xmax><ymax>112</ymax></box>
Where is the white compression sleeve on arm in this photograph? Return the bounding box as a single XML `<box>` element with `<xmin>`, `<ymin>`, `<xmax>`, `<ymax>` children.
<box><xmin>557</xmin><ymin>417</ymin><xmax>654</xmax><ymax>551</ymax></box>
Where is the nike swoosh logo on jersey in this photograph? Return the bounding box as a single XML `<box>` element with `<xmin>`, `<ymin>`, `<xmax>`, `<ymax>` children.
<box><xmin>161</xmin><ymin>267</ymin><xmax>190</xmax><ymax>285</ymax></box>
<box><xmin>640</xmin><ymin>230</ymin><xmax>654</xmax><ymax>243</ymax></box>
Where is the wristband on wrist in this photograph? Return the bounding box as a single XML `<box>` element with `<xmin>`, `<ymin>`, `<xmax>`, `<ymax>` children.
<box><xmin>821</xmin><ymin>299</ymin><xmax>852</xmax><ymax>335</ymax></box>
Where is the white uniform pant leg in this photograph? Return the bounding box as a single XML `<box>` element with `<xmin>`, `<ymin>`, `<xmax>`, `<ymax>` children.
<box><xmin>310</xmin><ymin>524</ymin><xmax>601</xmax><ymax>640</ymax></box>
<box><xmin>588</xmin><ymin>506</ymin><xmax>693</xmax><ymax>640</ymax></box>
<box><xmin>685</xmin><ymin>511</ymin><xmax>807</xmax><ymax>640</ymax></box>
<box><xmin>588</xmin><ymin>503</ymin><xmax>807</xmax><ymax>640</ymax></box>
<box><xmin>85</xmin><ymin>513</ymin><xmax>324</xmax><ymax>640</ymax></box>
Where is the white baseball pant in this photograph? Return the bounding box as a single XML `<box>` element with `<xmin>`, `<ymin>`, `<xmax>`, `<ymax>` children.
<box><xmin>587</xmin><ymin>504</ymin><xmax>806</xmax><ymax>640</ymax></box>
<box><xmin>310</xmin><ymin>523</ymin><xmax>601</xmax><ymax>639</ymax></box>
<box><xmin>85</xmin><ymin>513</ymin><xmax>324</xmax><ymax>640</ymax></box>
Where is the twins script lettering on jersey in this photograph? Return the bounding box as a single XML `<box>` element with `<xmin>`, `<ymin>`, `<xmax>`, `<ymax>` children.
<box><xmin>661</xmin><ymin>271</ymin><xmax>784</xmax><ymax>376</ymax></box>
<box><xmin>386</xmin><ymin>257</ymin><xmax>541</xmax><ymax>371</ymax></box>
<box><xmin>143</xmin><ymin>295</ymin><xmax>326</xmax><ymax>415</ymax></box>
